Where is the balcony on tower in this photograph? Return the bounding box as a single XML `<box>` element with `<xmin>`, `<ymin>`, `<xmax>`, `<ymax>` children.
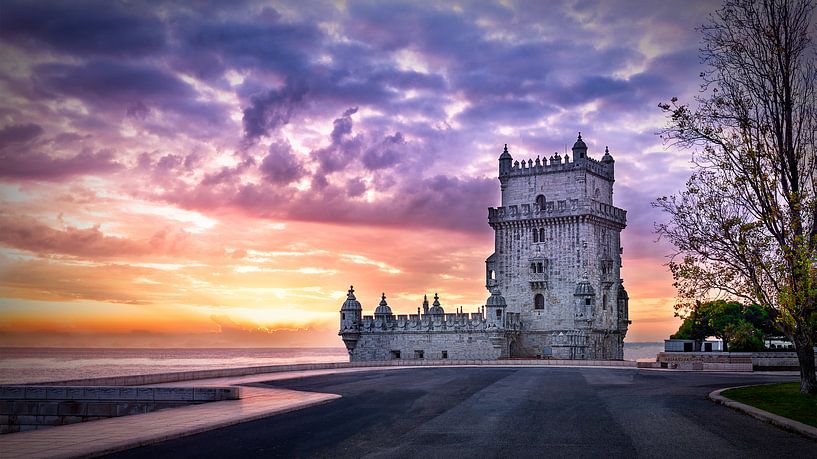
<box><xmin>528</xmin><ymin>257</ymin><xmax>548</xmax><ymax>289</ymax></box>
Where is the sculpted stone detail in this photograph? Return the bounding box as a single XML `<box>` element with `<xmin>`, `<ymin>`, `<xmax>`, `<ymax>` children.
<box><xmin>339</xmin><ymin>134</ymin><xmax>630</xmax><ymax>361</ymax></box>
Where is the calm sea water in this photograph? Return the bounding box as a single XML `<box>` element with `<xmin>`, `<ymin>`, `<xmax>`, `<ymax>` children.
<box><xmin>0</xmin><ymin>343</ymin><xmax>663</xmax><ymax>384</ymax></box>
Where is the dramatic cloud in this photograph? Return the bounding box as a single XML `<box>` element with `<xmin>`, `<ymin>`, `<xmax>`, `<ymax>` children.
<box><xmin>0</xmin><ymin>215</ymin><xmax>189</xmax><ymax>258</ymax></box>
<box><xmin>0</xmin><ymin>0</ymin><xmax>717</xmax><ymax>344</ymax></box>
<box><xmin>0</xmin><ymin>147</ymin><xmax>122</xmax><ymax>180</ymax></box>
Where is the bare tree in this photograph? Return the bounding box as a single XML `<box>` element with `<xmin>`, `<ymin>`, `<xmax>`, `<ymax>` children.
<box><xmin>656</xmin><ymin>0</ymin><xmax>817</xmax><ymax>393</ymax></box>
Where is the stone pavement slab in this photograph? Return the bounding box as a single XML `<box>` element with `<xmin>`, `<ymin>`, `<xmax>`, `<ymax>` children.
<box><xmin>0</xmin><ymin>386</ymin><xmax>340</xmax><ymax>459</ymax></box>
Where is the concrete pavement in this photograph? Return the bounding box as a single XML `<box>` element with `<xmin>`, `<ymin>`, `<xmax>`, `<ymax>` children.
<box><xmin>110</xmin><ymin>367</ymin><xmax>815</xmax><ymax>458</ymax></box>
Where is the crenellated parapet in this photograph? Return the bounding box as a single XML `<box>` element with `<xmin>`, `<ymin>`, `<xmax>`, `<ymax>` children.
<box><xmin>358</xmin><ymin>311</ymin><xmax>521</xmax><ymax>332</ymax></box>
<box><xmin>488</xmin><ymin>199</ymin><xmax>626</xmax><ymax>227</ymax></box>
<box><xmin>340</xmin><ymin>291</ymin><xmax>521</xmax><ymax>336</ymax></box>
<box><xmin>504</xmin><ymin>153</ymin><xmax>614</xmax><ymax>180</ymax></box>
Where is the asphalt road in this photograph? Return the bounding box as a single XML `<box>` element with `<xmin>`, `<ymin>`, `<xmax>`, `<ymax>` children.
<box><xmin>109</xmin><ymin>368</ymin><xmax>816</xmax><ymax>458</ymax></box>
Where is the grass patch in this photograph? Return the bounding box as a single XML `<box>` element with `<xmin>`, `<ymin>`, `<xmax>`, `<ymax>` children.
<box><xmin>721</xmin><ymin>382</ymin><xmax>817</xmax><ymax>428</ymax></box>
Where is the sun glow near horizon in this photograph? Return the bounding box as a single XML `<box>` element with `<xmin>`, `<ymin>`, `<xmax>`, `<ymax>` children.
<box><xmin>0</xmin><ymin>0</ymin><xmax>698</xmax><ymax>348</ymax></box>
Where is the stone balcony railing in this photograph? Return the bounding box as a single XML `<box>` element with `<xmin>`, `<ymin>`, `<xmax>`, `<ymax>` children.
<box><xmin>488</xmin><ymin>199</ymin><xmax>626</xmax><ymax>226</ymax></box>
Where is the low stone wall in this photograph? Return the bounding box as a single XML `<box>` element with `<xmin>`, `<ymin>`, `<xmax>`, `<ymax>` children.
<box><xmin>654</xmin><ymin>352</ymin><xmax>753</xmax><ymax>371</ymax></box>
<box><xmin>751</xmin><ymin>352</ymin><xmax>813</xmax><ymax>371</ymax></box>
<box><xmin>646</xmin><ymin>351</ymin><xmax>816</xmax><ymax>371</ymax></box>
<box><xmin>31</xmin><ymin>359</ymin><xmax>636</xmax><ymax>387</ymax></box>
<box><xmin>0</xmin><ymin>386</ymin><xmax>239</xmax><ymax>434</ymax></box>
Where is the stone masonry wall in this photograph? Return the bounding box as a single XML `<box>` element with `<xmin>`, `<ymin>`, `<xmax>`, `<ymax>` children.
<box><xmin>350</xmin><ymin>332</ymin><xmax>504</xmax><ymax>361</ymax></box>
<box><xmin>493</xmin><ymin>158</ymin><xmax>626</xmax><ymax>359</ymax></box>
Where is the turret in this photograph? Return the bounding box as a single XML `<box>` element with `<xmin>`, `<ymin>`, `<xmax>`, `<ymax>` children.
<box><xmin>601</xmin><ymin>146</ymin><xmax>614</xmax><ymax>164</ymax></box>
<box><xmin>617</xmin><ymin>279</ymin><xmax>629</xmax><ymax>326</ymax></box>
<box><xmin>339</xmin><ymin>285</ymin><xmax>362</xmax><ymax>355</ymax></box>
<box><xmin>374</xmin><ymin>292</ymin><xmax>393</xmax><ymax>320</ymax></box>
<box><xmin>339</xmin><ymin>285</ymin><xmax>362</xmax><ymax>331</ymax></box>
<box><xmin>574</xmin><ymin>276</ymin><xmax>595</xmax><ymax>326</ymax></box>
<box><xmin>422</xmin><ymin>294</ymin><xmax>429</xmax><ymax>314</ymax></box>
<box><xmin>485</xmin><ymin>287</ymin><xmax>507</xmax><ymax>328</ymax></box>
<box><xmin>571</xmin><ymin>132</ymin><xmax>588</xmax><ymax>160</ymax></box>
<box><xmin>427</xmin><ymin>293</ymin><xmax>445</xmax><ymax>316</ymax></box>
<box><xmin>499</xmin><ymin>144</ymin><xmax>513</xmax><ymax>176</ymax></box>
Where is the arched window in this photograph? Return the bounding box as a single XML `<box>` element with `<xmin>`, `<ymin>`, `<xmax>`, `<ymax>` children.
<box><xmin>534</xmin><ymin>294</ymin><xmax>545</xmax><ymax>310</ymax></box>
<box><xmin>532</xmin><ymin>228</ymin><xmax>539</xmax><ymax>243</ymax></box>
<box><xmin>539</xmin><ymin>228</ymin><xmax>545</xmax><ymax>241</ymax></box>
<box><xmin>536</xmin><ymin>195</ymin><xmax>546</xmax><ymax>210</ymax></box>
<box><xmin>530</xmin><ymin>263</ymin><xmax>537</xmax><ymax>273</ymax></box>
<box><xmin>537</xmin><ymin>262</ymin><xmax>543</xmax><ymax>273</ymax></box>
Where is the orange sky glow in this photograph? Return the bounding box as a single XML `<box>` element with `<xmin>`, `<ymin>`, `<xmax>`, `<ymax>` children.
<box><xmin>0</xmin><ymin>0</ymin><xmax>712</xmax><ymax>348</ymax></box>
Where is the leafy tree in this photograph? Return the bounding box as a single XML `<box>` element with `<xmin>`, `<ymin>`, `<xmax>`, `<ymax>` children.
<box><xmin>671</xmin><ymin>301</ymin><xmax>713</xmax><ymax>343</ymax></box>
<box><xmin>727</xmin><ymin>320</ymin><xmax>767</xmax><ymax>352</ymax></box>
<box><xmin>672</xmin><ymin>300</ymin><xmax>775</xmax><ymax>350</ymax></box>
<box><xmin>656</xmin><ymin>0</ymin><xmax>817</xmax><ymax>393</ymax></box>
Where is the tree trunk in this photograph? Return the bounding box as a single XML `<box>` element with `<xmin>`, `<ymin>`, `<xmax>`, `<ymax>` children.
<box><xmin>794</xmin><ymin>334</ymin><xmax>817</xmax><ymax>394</ymax></box>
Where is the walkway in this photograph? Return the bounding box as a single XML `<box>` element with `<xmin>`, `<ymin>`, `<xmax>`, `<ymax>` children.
<box><xmin>0</xmin><ymin>381</ymin><xmax>339</xmax><ymax>459</ymax></box>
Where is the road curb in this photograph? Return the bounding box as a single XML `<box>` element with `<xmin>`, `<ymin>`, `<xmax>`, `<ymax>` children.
<box><xmin>709</xmin><ymin>386</ymin><xmax>817</xmax><ymax>441</ymax></box>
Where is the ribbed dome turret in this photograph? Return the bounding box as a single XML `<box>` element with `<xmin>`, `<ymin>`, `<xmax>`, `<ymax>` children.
<box><xmin>601</xmin><ymin>146</ymin><xmax>614</xmax><ymax>163</ymax></box>
<box><xmin>341</xmin><ymin>285</ymin><xmax>362</xmax><ymax>311</ymax></box>
<box><xmin>374</xmin><ymin>292</ymin><xmax>392</xmax><ymax>316</ymax></box>
<box><xmin>486</xmin><ymin>287</ymin><xmax>507</xmax><ymax>307</ymax></box>
<box><xmin>574</xmin><ymin>280</ymin><xmax>595</xmax><ymax>296</ymax></box>
<box><xmin>572</xmin><ymin>132</ymin><xmax>588</xmax><ymax>159</ymax></box>
<box><xmin>427</xmin><ymin>293</ymin><xmax>445</xmax><ymax>315</ymax></box>
<box><xmin>499</xmin><ymin>144</ymin><xmax>512</xmax><ymax>160</ymax></box>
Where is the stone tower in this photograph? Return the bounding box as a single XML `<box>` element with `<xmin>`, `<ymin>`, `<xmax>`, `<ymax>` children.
<box><xmin>485</xmin><ymin>134</ymin><xmax>629</xmax><ymax>359</ymax></box>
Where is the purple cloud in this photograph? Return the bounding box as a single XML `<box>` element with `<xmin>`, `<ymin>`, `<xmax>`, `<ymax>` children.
<box><xmin>0</xmin><ymin>147</ymin><xmax>122</xmax><ymax>181</ymax></box>
<box><xmin>260</xmin><ymin>141</ymin><xmax>306</xmax><ymax>185</ymax></box>
<box><xmin>0</xmin><ymin>123</ymin><xmax>44</xmax><ymax>149</ymax></box>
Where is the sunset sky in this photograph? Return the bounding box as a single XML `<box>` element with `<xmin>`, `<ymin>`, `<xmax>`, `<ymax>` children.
<box><xmin>0</xmin><ymin>0</ymin><xmax>713</xmax><ymax>347</ymax></box>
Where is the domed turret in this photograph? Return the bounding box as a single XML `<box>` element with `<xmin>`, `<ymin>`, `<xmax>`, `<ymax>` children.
<box><xmin>341</xmin><ymin>285</ymin><xmax>362</xmax><ymax>311</ymax></box>
<box><xmin>499</xmin><ymin>144</ymin><xmax>513</xmax><ymax>176</ymax></box>
<box><xmin>574</xmin><ymin>276</ymin><xmax>596</xmax><ymax>325</ymax></box>
<box><xmin>572</xmin><ymin>132</ymin><xmax>588</xmax><ymax>159</ymax></box>
<box><xmin>617</xmin><ymin>280</ymin><xmax>629</xmax><ymax>323</ymax></box>
<box><xmin>427</xmin><ymin>293</ymin><xmax>445</xmax><ymax>315</ymax></box>
<box><xmin>339</xmin><ymin>285</ymin><xmax>362</xmax><ymax>334</ymax></box>
<box><xmin>601</xmin><ymin>146</ymin><xmax>614</xmax><ymax>163</ymax></box>
<box><xmin>374</xmin><ymin>292</ymin><xmax>393</xmax><ymax>318</ymax></box>
<box><xmin>486</xmin><ymin>286</ymin><xmax>507</xmax><ymax>328</ymax></box>
<box><xmin>486</xmin><ymin>288</ymin><xmax>507</xmax><ymax>307</ymax></box>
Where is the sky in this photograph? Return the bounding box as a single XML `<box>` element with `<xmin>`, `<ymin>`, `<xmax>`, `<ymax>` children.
<box><xmin>0</xmin><ymin>0</ymin><xmax>715</xmax><ymax>347</ymax></box>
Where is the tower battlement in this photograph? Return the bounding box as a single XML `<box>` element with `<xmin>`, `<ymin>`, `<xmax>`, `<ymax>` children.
<box><xmin>504</xmin><ymin>153</ymin><xmax>614</xmax><ymax>180</ymax></box>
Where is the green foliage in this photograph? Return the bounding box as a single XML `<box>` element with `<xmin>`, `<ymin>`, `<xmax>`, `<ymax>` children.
<box><xmin>725</xmin><ymin>320</ymin><xmax>765</xmax><ymax>352</ymax></box>
<box><xmin>671</xmin><ymin>300</ymin><xmax>775</xmax><ymax>351</ymax></box>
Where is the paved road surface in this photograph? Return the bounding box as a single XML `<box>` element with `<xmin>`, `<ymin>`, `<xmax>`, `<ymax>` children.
<box><xmin>109</xmin><ymin>368</ymin><xmax>815</xmax><ymax>458</ymax></box>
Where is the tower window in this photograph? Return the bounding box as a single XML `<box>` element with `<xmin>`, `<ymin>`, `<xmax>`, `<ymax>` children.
<box><xmin>533</xmin><ymin>228</ymin><xmax>538</xmax><ymax>243</ymax></box>
<box><xmin>537</xmin><ymin>262</ymin><xmax>543</xmax><ymax>273</ymax></box>
<box><xmin>530</xmin><ymin>263</ymin><xmax>537</xmax><ymax>273</ymax></box>
<box><xmin>539</xmin><ymin>228</ymin><xmax>545</xmax><ymax>242</ymax></box>
<box><xmin>534</xmin><ymin>294</ymin><xmax>544</xmax><ymax>310</ymax></box>
<box><xmin>496</xmin><ymin>309</ymin><xmax>502</xmax><ymax>318</ymax></box>
<box><xmin>536</xmin><ymin>195</ymin><xmax>546</xmax><ymax>210</ymax></box>
<box><xmin>585</xmin><ymin>298</ymin><xmax>591</xmax><ymax>306</ymax></box>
